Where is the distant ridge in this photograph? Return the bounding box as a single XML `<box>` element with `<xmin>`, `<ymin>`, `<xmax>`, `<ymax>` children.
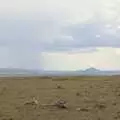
<box><xmin>82</xmin><ymin>67</ymin><xmax>100</xmax><ymax>72</ymax></box>
<box><xmin>0</xmin><ymin>68</ymin><xmax>40</xmax><ymax>76</ymax></box>
<box><xmin>40</xmin><ymin>67</ymin><xmax>120</xmax><ymax>76</ymax></box>
<box><xmin>0</xmin><ymin>67</ymin><xmax>119</xmax><ymax>77</ymax></box>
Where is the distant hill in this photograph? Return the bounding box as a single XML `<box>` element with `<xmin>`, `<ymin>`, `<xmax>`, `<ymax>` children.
<box><xmin>82</xmin><ymin>67</ymin><xmax>100</xmax><ymax>73</ymax></box>
<box><xmin>76</xmin><ymin>67</ymin><xmax>120</xmax><ymax>76</ymax></box>
<box><xmin>0</xmin><ymin>67</ymin><xmax>119</xmax><ymax>77</ymax></box>
<box><xmin>40</xmin><ymin>67</ymin><xmax>120</xmax><ymax>76</ymax></box>
<box><xmin>0</xmin><ymin>68</ymin><xmax>40</xmax><ymax>76</ymax></box>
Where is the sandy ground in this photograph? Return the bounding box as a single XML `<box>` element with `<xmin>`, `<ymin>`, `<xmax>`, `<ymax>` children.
<box><xmin>0</xmin><ymin>76</ymin><xmax>120</xmax><ymax>120</ymax></box>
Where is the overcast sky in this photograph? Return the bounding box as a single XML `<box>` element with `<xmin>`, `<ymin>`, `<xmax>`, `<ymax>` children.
<box><xmin>0</xmin><ymin>0</ymin><xmax>120</xmax><ymax>70</ymax></box>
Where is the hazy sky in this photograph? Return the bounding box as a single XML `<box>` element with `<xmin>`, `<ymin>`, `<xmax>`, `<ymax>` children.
<box><xmin>0</xmin><ymin>0</ymin><xmax>120</xmax><ymax>70</ymax></box>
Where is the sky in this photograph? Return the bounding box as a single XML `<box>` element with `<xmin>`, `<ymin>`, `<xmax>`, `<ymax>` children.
<box><xmin>0</xmin><ymin>0</ymin><xmax>120</xmax><ymax>71</ymax></box>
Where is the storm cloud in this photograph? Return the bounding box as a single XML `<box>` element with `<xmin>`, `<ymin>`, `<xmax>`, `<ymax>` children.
<box><xmin>0</xmin><ymin>17</ymin><xmax>120</xmax><ymax>69</ymax></box>
<box><xmin>0</xmin><ymin>0</ymin><xmax>120</xmax><ymax>69</ymax></box>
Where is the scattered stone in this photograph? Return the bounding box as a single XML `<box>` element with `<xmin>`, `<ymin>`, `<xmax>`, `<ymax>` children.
<box><xmin>9</xmin><ymin>118</ymin><xmax>13</xmax><ymax>120</ymax></box>
<box><xmin>76</xmin><ymin>92</ymin><xmax>80</xmax><ymax>96</ymax></box>
<box><xmin>38</xmin><ymin>99</ymin><xmax>68</xmax><ymax>109</ymax></box>
<box><xmin>80</xmin><ymin>108</ymin><xmax>89</xmax><ymax>112</ymax></box>
<box><xmin>114</xmin><ymin>111</ymin><xmax>120</xmax><ymax>119</ymax></box>
<box><xmin>24</xmin><ymin>97</ymin><xmax>39</xmax><ymax>105</ymax></box>
<box><xmin>54</xmin><ymin>99</ymin><xmax>67</xmax><ymax>109</ymax></box>
<box><xmin>56</xmin><ymin>84</ymin><xmax>63</xmax><ymax>89</ymax></box>
<box><xmin>76</xmin><ymin>107</ymin><xmax>90</xmax><ymax>112</ymax></box>
<box><xmin>94</xmin><ymin>102</ymin><xmax>106</xmax><ymax>110</ymax></box>
<box><xmin>112</xmin><ymin>102</ymin><xmax>117</xmax><ymax>106</ymax></box>
<box><xmin>76</xmin><ymin>108</ymin><xmax>81</xmax><ymax>111</ymax></box>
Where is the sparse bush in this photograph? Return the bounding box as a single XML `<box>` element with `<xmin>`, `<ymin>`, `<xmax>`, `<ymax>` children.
<box><xmin>94</xmin><ymin>102</ymin><xmax>106</xmax><ymax>110</ymax></box>
<box><xmin>56</xmin><ymin>84</ymin><xmax>63</xmax><ymax>89</ymax></box>
<box><xmin>76</xmin><ymin>92</ymin><xmax>80</xmax><ymax>96</ymax></box>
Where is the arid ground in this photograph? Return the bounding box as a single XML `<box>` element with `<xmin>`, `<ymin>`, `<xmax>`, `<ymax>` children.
<box><xmin>0</xmin><ymin>76</ymin><xmax>120</xmax><ymax>120</ymax></box>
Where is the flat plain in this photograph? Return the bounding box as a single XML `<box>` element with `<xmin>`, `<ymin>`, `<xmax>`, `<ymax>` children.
<box><xmin>0</xmin><ymin>76</ymin><xmax>120</xmax><ymax>120</ymax></box>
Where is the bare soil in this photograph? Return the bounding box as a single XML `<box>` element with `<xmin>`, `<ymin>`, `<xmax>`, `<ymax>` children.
<box><xmin>0</xmin><ymin>76</ymin><xmax>120</xmax><ymax>120</ymax></box>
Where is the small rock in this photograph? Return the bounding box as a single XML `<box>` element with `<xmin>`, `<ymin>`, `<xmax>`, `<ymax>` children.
<box><xmin>94</xmin><ymin>103</ymin><xmax>106</xmax><ymax>110</ymax></box>
<box><xmin>76</xmin><ymin>108</ymin><xmax>81</xmax><ymax>111</ymax></box>
<box><xmin>24</xmin><ymin>97</ymin><xmax>39</xmax><ymax>105</ymax></box>
<box><xmin>56</xmin><ymin>84</ymin><xmax>62</xmax><ymax>89</ymax></box>
<box><xmin>54</xmin><ymin>99</ymin><xmax>67</xmax><ymax>109</ymax></box>
<box><xmin>76</xmin><ymin>107</ymin><xmax>90</xmax><ymax>112</ymax></box>
<box><xmin>76</xmin><ymin>92</ymin><xmax>80</xmax><ymax>96</ymax></box>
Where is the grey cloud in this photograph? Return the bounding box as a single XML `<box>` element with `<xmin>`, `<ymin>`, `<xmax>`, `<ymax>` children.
<box><xmin>43</xmin><ymin>21</ymin><xmax>120</xmax><ymax>52</ymax></box>
<box><xmin>63</xmin><ymin>22</ymin><xmax>120</xmax><ymax>48</ymax></box>
<box><xmin>0</xmin><ymin>20</ymin><xmax>46</xmax><ymax>69</ymax></box>
<box><xmin>0</xmin><ymin>17</ymin><xmax>120</xmax><ymax>69</ymax></box>
<box><xmin>0</xmin><ymin>18</ymin><xmax>64</xmax><ymax>69</ymax></box>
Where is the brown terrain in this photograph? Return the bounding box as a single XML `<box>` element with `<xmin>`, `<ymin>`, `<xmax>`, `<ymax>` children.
<box><xmin>0</xmin><ymin>75</ymin><xmax>120</xmax><ymax>120</ymax></box>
